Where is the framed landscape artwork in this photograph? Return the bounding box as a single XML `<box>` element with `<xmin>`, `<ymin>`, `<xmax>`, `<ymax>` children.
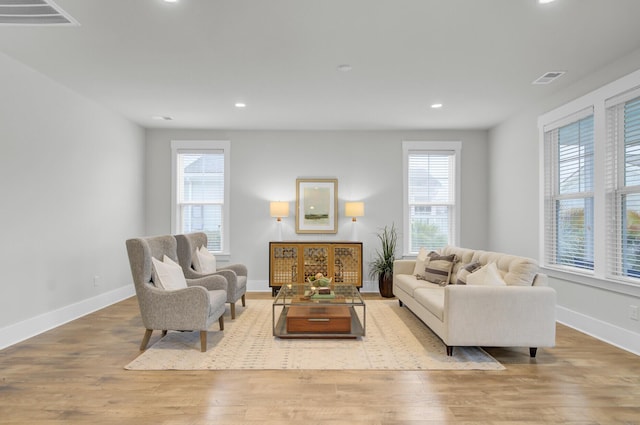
<box><xmin>296</xmin><ymin>178</ymin><xmax>338</xmax><ymax>234</ymax></box>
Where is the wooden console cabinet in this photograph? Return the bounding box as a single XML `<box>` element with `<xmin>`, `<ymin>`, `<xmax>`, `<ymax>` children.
<box><xmin>269</xmin><ymin>242</ymin><xmax>363</xmax><ymax>295</ymax></box>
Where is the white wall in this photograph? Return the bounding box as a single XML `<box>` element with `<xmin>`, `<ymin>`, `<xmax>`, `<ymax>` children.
<box><xmin>488</xmin><ymin>48</ymin><xmax>640</xmax><ymax>354</ymax></box>
<box><xmin>0</xmin><ymin>52</ymin><xmax>146</xmax><ymax>348</ymax></box>
<box><xmin>145</xmin><ymin>129</ymin><xmax>489</xmax><ymax>291</ymax></box>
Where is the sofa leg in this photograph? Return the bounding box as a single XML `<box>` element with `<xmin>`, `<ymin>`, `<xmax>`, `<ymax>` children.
<box><xmin>398</xmin><ymin>300</ymin><xmax>403</xmax><ymax>307</ymax></box>
<box><xmin>230</xmin><ymin>302</ymin><xmax>236</xmax><ymax>320</ymax></box>
<box><xmin>446</xmin><ymin>345</ymin><xmax>453</xmax><ymax>356</ymax></box>
<box><xmin>241</xmin><ymin>294</ymin><xmax>246</xmax><ymax>307</ymax></box>
<box><xmin>529</xmin><ymin>347</ymin><xmax>538</xmax><ymax>358</ymax></box>
<box><xmin>219</xmin><ymin>316</ymin><xmax>224</xmax><ymax>331</ymax></box>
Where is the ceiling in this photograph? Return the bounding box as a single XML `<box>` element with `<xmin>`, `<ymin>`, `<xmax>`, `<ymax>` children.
<box><xmin>2</xmin><ymin>0</ymin><xmax>640</xmax><ymax>130</ymax></box>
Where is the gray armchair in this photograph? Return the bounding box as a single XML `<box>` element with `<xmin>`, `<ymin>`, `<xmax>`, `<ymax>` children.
<box><xmin>125</xmin><ymin>235</ymin><xmax>228</xmax><ymax>352</ymax></box>
<box><xmin>175</xmin><ymin>232</ymin><xmax>248</xmax><ymax>319</ymax></box>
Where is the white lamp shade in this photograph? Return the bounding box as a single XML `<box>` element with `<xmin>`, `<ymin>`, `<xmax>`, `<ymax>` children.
<box><xmin>270</xmin><ymin>201</ymin><xmax>289</xmax><ymax>218</ymax></box>
<box><xmin>345</xmin><ymin>202</ymin><xmax>365</xmax><ymax>217</ymax></box>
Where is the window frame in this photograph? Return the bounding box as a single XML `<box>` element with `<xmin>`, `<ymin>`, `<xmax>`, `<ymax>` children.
<box><xmin>402</xmin><ymin>141</ymin><xmax>461</xmax><ymax>256</ymax></box>
<box><xmin>171</xmin><ymin>140</ymin><xmax>231</xmax><ymax>258</ymax></box>
<box><xmin>542</xmin><ymin>110</ymin><xmax>595</xmax><ymax>273</ymax></box>
<box><xmin>606</xmin><ymin>90</ymin><xmax>640</xmax><ymax>282</ymax></box>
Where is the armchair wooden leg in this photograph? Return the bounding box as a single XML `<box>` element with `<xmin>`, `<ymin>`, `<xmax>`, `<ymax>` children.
<box><xmin>219</xmin><ymin>316</ymin><xmax>224</xmax><ymax>331</ymax></box>
<box><xmin>200</xmin><ymin>331</ymin><xmax>207</xmax><ymax>352</ymax></box>
<box><xmin>230</xmin><ymin>302</ymin><xmax>236</xmax><ymax>319</ymax></box>
<box><xmin>161</xmin><ymin>330</ymin><xmax>167</xmax><ymax>337</ymax></box>
<box><xmin>241</xmin><ymin>294</ymin><xmax>246</xmax><ymax>307</ymax></box>
<box><xmin>140</xmin><ymin>329</ymin><xmax>153</xmax><ymax>351</ymax></box>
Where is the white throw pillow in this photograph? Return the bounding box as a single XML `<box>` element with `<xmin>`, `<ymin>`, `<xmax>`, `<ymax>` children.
<box><xmin>412</xmin><ymin>247</ymin><xmax>430</xmax><ymax>276</ymax></box>
<box><xmin>466</xmin><ymin>262</ymin><xmax>507</xmax><ymax>286</ymax></box>
<box><xmin>151</xmin><ymin>255</ymin><xmax>188</xmax><ymax>291</ymax></box>
<box><xmin>194</xmin><ymin>245</ymin><xmax>217</xmax><ymax>274</ymax></box>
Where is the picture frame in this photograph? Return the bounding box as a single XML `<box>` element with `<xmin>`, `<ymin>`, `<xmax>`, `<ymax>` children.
<box><xmin>296</xmin><ymin>178</ymin><xmax>338</xmax><ymax>234</ymax></box>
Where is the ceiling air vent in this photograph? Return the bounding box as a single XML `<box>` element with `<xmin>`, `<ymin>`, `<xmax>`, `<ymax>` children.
<box><xmin>0</xmin><ymin>0</ymin><xmax>78</xmax><ymax>26</ymax></box>
<box><xmin>532</xmin><ymin>71</ymin><xmax>566</xmax><ymax>85</ymax></box>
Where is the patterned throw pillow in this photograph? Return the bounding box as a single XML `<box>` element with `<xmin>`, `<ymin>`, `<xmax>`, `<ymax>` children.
<box><xmin>456</xmin><ymin>261</ymin><xmax>482</xmax><ymax>285</ymax></box>
<box><xmin>417</xmin><ymin>253</ymin><xmax>458</xmax><ymax>285</ymax></box>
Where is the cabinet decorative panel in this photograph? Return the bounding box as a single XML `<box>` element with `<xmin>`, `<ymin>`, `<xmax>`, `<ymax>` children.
<box><xmin>269</xmin><ymin>242</ymin><xmax>363</xmax><ymax>294</ymax></box>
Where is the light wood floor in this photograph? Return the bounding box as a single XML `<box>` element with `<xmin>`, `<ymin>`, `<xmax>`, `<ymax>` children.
<box><xmin>1</xmin><ymin>292</ymin><xmax>639</xmax><ymax>425</ymax></box>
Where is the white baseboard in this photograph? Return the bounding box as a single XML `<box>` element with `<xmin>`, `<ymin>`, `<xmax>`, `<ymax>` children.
<box><xmin>246</xmin><ymin>279</ymin><xmax>381</xmax><ymax>293</ymax></box>
<box><xmin>556</xmin><ymin>305</ymin><xmax>640</xmax><ymax>356</ymax></box>
<box><xmin>0</xmin><ymin>285</ymin><xmax>135</xmax><ymax>350</ymax></box>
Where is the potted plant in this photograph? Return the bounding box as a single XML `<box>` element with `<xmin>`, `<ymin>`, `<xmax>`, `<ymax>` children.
<box><xmin>369</xmin><ymin>223</ymin><xmax>397</xmax><ymax>298</ymax></box>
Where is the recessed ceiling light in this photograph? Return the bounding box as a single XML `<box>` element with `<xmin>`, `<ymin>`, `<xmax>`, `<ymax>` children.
<box><xmin>431</xmin><ymin>103</ymin><xmax>443</xmax><ymax>109</ymax></box>
<box><xmin>337</xmin><ymin>64</ymin><xmax>352</xmax><ymax>72</ymax></box>
<box><xmin>164</xmin><ymin>0</ymin><xmax>179</xmax><ymax>3</ymax></box>
<box><xmin>152</xmin><ymin>115</ymin><xmax>173</xmax><ymax>121</ymax></box>
<box><xmin>538</xmin><ymin>0</ymin><xmax>556</xmax><ymax>4</ymax></box>
<box><xmin>235</xmin><ymin>102</ymin><xmax>246</xmax><ymax>108</ymax></box>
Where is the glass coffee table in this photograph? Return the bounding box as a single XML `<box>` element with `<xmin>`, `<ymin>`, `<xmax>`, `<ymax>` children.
<box><xmin>273</xmin><ymin>283</ymin><xmax>366</xmax><ymax>338</ymax></box>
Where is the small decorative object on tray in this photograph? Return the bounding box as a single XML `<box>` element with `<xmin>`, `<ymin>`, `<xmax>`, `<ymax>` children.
<box><xmin>307</xmin><ymin>273</ymin><xmax>332</xmax><ymax>287</ymax></box>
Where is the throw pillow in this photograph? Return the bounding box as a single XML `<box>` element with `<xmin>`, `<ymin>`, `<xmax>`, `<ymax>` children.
<box><xmin>194</xmin><ymin>245</ymin><xmax>217</xmax><ymax>274</ymax></box>
<box><xmin>151</xmin><ymin>255</ymin><xmax>188</xmax><ymax>291</ymax></box>
<box><xmin>417</xmin><ymin>253</ymin><xmax>458</xmax><ymax>285</ymax></box>
<box><xmin>466</xmin><ymin>262</ymin><xmax>507</xmax><ymax>286</ymax></box>
<box><xmin>455</xmin><ymin>261</ymin><xmax>482</xmax><ymax>285</ymax></box>
<box><xmin>412</xmin><ymin>247</ymin><xmax>430</xmax><ymax>276</ymax></box>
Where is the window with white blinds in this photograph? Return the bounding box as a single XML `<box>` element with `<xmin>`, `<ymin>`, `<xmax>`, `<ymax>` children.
<box><xmin>171</xmin><ymin>141</ymin><xmax>230</xmax><ymax>254</ymax></box>
<box><xmin>543</xmin><ymin>111</ymin><xmax>594</xmax><ymax>271</ymax></box>
<box><xmin>403</xmin><ymin>141</ymin><xmax>460</xmax><ymax>254</ymax></box>
<box><xmin>606</xmin><ymin>91</ymin><xmax>640</xmax><ymax>280</ymax></box>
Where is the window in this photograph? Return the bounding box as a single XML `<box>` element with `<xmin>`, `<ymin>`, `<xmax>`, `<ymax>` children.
<box><xmin>543</xmin><ymin>110</ymin><xmax>594</xmax><ymax>271</ymax></box>
<box><xmin>403</xmin><ymin>141</ymin><xmax>461</xmax><ymax>255</ymax></box>
<box><xmin>606</xmin><ymin>90</ymin><xmax>640</xmax><ymax>280</ymax></box>
<box><xmin>171</xmin><ymin>140</ymin><xmax>230</xmax><ymax>254</ymax></box>
<box><xmin>540</xmin><ymin>70</ymin><xmax>640</xmax><ymax>292</ymax></box>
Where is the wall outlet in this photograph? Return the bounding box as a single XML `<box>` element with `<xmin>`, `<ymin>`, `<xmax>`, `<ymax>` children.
<box><xmin>93</xmin><ymin>275</ymin><xmax>100</xmax><ymax>287</ymax></box>
<box><xmin>630</xmin><ymin>305</ymin><xmax>639</xmax><ymax>321</ymax></box>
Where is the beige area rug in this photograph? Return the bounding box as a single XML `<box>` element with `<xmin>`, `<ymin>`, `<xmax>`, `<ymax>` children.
<box><xmin>125</xmin><ymin>299</ymin><xmax>504</xmax><ymax>371</ymax></box>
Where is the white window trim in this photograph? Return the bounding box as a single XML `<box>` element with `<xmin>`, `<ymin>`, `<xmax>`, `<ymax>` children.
<box><xmin>171</xmin><ymin>140</ymin><xmax>231</xmax><ymax>259</ymax></box>
<box><xmin>538</xmin><ymin>67</ymin><xmax>640</xmax><ymax>290</ymax></box>
<box><xmin>402</xmin><ymin>141</ymin><xmax>461</xmax><ymax>257</ymax></box>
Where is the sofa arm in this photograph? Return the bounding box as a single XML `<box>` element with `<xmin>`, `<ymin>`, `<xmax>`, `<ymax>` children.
<box><xmin>444</xmin><ymin>285</ymin><xmax>556</xmax><ymax>348</ymax></box>
<box><xmin>393</xmin><ymin>260</ymin><xmax>416</xmax><ymax>276</ymax></box>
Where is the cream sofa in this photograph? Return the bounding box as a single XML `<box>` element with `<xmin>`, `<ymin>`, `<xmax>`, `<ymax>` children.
<box><xmin>393</xmin><ymin>246</ymin><xmax>556</xmax><ymax>357</ymax></box>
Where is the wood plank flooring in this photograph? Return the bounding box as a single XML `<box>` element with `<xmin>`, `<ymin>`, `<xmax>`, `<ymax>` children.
<box><xmin>1</xmin><ymin>292</ymin><xmax>639</xmax><ymax>424</ymax></box>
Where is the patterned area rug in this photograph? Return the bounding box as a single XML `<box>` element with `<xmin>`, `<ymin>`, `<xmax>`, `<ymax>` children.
<box><xmin>125</xmin><ymin>299</ymin><xmax>504</xmax><ymax>371</ymax></box>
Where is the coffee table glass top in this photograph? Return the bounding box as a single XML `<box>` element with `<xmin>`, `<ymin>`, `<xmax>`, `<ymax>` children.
<box><xmin>273</xmin><ymin>283</ymin><xmax>364</xmax><ymax>307</ymax></box>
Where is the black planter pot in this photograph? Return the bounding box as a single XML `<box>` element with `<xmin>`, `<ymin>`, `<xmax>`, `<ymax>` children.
<box><xmin>378</xmin><ymin>274</ymin><xmax>394</xmax><ymax>298</ymax></box>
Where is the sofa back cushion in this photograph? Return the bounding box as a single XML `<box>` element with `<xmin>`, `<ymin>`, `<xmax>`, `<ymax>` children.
<box><xmin>440</xmin><ymin>245</ymin><xmax>539</xmax><ymax>286</ymax></box>
<box><xmin>472</xmin><ymin>251</ymin><xmax>539</xmax><ymax>286</ymax></box>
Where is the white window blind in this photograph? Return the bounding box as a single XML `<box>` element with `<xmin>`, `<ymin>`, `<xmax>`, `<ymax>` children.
<box><xmin>544</xmin><ymin>112</ymin><xmax>594</xmax><ymax>271</ymax></box>
<box><xmin>606</xmin><ymin>93</ymin><xmax>640</xmax><ymax>281</ymax></box>
<box><xmin>407</xmin><ymin>150</ymin><xmax>456</xmax><ymax>252</ymax></box>
<box><xmin>172</xmin><ymin>142</ymin><xmax>229</xmax><ymax>253</ymax></box>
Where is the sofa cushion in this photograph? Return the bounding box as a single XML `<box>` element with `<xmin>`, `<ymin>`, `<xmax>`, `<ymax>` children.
<box><xmin>456</xmin><ymin>261</ymin><xmax>482</xmax><ymax>285</ymax></box>
<box><xmin>412</xmin><ymin>247</ymin><xmax>430</xmax><ymax>276</ymax></box>
<box><xmin>473</xmin><ymin>251</ymin><xmax>539</xmax><ymax>286</ymax></box>
<box><xmin>466</xmin><ymin>262</ymin><xmax>507</xmax><ymax>286</ymax></box>
<box><xmin>418</xmin><ymin>253</ymin><xmax>457</xmax><ymax>285</ymax></box>
<box><xmin>441</xmin><ymin>246</ymin><xmax>477</xmax><ymax>284</ymax></box>
<box><xmin>413</xmin><ymin>287</ymin><xmax>445</xmax><ymax>321</ymax></box>
<box><xmin>395</xmin><ymin>273</ymin><xmax>439</xmax><ymax>296</ymax></box>
<box><xmin>194</xmin><ymin>245</ymin><xmax>217</xmax><ymax>273</ymax></box>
